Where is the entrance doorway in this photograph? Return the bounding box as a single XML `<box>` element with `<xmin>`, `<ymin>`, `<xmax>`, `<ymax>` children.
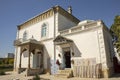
<box><xmin>64</xmin><ymin>51</ymin><xmax>71</xmax><ymax>68</ymax></box>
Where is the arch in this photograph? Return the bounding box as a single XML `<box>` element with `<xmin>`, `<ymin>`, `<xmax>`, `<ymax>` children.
<box><xmin>21</xmin><ymin>48</ymin><xmax>27</xmax><ymax>53</ymax></box>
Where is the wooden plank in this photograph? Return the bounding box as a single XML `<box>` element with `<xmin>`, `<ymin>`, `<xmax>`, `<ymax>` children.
<box><xmin>72</xmin><ymin>58</ymin><xmax>101</xmax><ymax>78</ymax></box>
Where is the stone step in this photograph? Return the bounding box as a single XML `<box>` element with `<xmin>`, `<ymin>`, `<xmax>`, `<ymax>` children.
<box><xmin>65</xmin><ymin>68</ymin><xmax>71</xmax><ymax>70</ymax></box>
<box><xmin>55</xmin><ymin>69</ymin><xmax>73</xmax><ymax>78</ymax></box>
<box><xmin>58</xmin><ymin>70</ymin><xmax>72</xmax><ymax>73</ymax></box>
<box><xmin>55</xmin><ymin>74</ymin><xmax>69</xmax><ymax>78</ymax></box>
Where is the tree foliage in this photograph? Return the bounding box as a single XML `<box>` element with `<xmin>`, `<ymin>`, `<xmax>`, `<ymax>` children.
<box><xmin>0</xmin><ymin>58</ymin><xmax>14</xmax><ymax>65</ymax></box>
<box><xmin>110</xmin><ymin>15</ymin><xmax>120</xmax><ymax>52</ymax></box>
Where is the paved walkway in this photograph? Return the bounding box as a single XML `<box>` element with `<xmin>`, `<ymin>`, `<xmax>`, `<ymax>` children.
<box><xmin>0</xmin><ymin>71</ymin><xmax>120</xmax><ymax>80</ymax></box>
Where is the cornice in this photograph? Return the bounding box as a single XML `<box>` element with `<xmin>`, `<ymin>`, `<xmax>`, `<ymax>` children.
<box><xmin>60</xmin><ymin>20</ymin><xmax>103</xmax><ymax>36</ymax></box>
<box><xmin>18</xmin><ymin>9</ymin><xmax>54</xmax><ymax>30</ymax></box>
<box><xmin>18</xmin><ymin>6</ymin><xmax>80</xmax><ymax>30</ymax></box>
<box><xmin>63</xmin><ymin>26</ymin><xmax>102</xmax><ymax>37</ymax></box>
<box><xmin>55</xmin><ymin>6</ymin><xmax>80</xmax><ymax>24</ymax></box>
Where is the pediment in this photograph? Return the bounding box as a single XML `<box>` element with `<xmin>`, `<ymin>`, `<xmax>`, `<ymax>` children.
<box><xmin>54</xmin><ymin>35</ymin><xmax>73</xmax><ymax>45</ymax></box>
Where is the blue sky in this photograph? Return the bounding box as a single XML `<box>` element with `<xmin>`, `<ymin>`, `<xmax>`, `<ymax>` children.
<box><xmin>0</xmin><ymin>0</ymin><xmax>120</xmax><ymax>57</ymax></box>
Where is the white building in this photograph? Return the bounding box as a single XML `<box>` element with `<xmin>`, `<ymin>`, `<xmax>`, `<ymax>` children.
<box><xmin>6</xmin><ymin>53</ymin><xmax>14</xmax><ymax>58</ymax></box>
<box><xmin>14</xmin><ymin>6</ymin><xmax>114</xmax><ymax>78</ymax></box>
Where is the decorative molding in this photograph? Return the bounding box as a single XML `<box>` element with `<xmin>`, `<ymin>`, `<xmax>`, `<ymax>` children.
<box><xmin>56</xmin><ymin>6</ymin><xmax>80</xmax><ymax>24</ymax></box>
<box><xmin>18</xmin><ymin>9</ymin><xmax>54</xmax><ymax>30</ymax></box>
<box><xmin>18</xmin><ymin>6</ymin><xmax>80</xmax><ymax>30</ymax></box>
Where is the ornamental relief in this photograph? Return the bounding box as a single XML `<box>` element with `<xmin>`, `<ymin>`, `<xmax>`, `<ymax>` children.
<box><xmin>19</xmin><ymin>10</ymin><xmax>53</xmax><ymax>30</ymax></box>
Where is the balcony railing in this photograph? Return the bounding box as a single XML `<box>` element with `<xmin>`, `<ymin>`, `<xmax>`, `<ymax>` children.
<box><xmin>59</xmin><ymin>29</ymin><xmax>69</xmax><ymax>35</ymax></box>
<box><xmin>71</xmin><ymin>26</ymin><xmax>82</xmax><ymax>33</ymax></box>
<box><xmin>59</xmin><ymin>21</ymin><xmax>100</xmax><ymax>35</ymax></box>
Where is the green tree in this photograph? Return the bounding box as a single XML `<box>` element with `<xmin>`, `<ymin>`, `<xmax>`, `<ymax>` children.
<box><xmin>0</xmin><ymin>61</ymin><xmax>2</xmax><ymax>65</ymax></box>
<box><xmin>4</xmin><ymin>58</ymin><xmax>9</xmax><ymax>64</ymax></box>
<box><xmin>110</xmin><ymin>15</ymin><xmax>120</xmax><ymax>55</ymax></box>
<box><xmin>9</xmin><ymin>59</ymin><xmax>14</xmax><ymax>64</ymax></box>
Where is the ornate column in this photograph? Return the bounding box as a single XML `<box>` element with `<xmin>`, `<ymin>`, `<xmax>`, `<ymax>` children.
<box><xmin>19</xmin><ymin>49</ymin><xmax>22</xmax><ymax>68</ymax></box>
<box><xmin>19</xmin><ymin>53</ymin><xmax>22</xmax><ymax>68</ymax></box>
<box><xmin>28</xmin><ymin>48</ymin><xmax>31</xmax><ymax>69</ymax></box>
<box><xmin>41</xmin><ymin>52</ymin><xmax>43</xmax><ymax>68</ymax></box>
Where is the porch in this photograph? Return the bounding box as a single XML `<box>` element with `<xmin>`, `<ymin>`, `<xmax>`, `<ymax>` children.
<box><xmin>14</xmin><ymin>38</ymin><xmax>44</xmax><ymax>76</ymax></box>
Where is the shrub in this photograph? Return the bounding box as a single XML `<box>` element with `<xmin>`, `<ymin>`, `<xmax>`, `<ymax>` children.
<box><xmin>0</xmin><ymin>61</ymin><xmax>2</xmax><ymax>65</ymax></box>
<box><xmin>33</xmin><ymin>74</ymin><xmax>40</xmax><ymax>80</ymax></box>
<box><xmin>0</xmin><ymin>71</ymin><xmax>5</xmax><ymax>75</ymax></box>
<box><xmin>9</xmin><ymin>59</ymin><xmax>14</xmax><ymax>64</ymax></box>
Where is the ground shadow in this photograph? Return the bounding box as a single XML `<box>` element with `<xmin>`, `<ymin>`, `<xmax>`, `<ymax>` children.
<box><xmin>110</xmin><ymin>73</ymin><xmax>120</xmax><ymax>78</ymax></box>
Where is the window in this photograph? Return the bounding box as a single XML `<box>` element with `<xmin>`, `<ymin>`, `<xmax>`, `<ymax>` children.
<box><xmin>23</xmin><ymin>31</ymin><xmax>27</xmax><ymax>41</ymax></box>
<box><xmin>41</xmin><ymin>23</ymin><xmax>47</xmax><ymax>37</ymax></box>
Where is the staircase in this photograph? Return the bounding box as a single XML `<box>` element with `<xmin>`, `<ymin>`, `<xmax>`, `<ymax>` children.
<box><xmin>20</xmin><ymin>69</ymin><xmax>27</xmax><ymax>76</ymax></box>
<box><xmin>17</xmin><ymin>68</ymin><xmax>26</xmax><ymax>74</ymax></box>
<box><xmin>55</xmin><ymin>68</ymin><xmax>73</xmax><ymax>78</ymax></box>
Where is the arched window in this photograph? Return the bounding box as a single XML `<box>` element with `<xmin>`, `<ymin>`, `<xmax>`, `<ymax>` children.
<box><xmin>41</xmin><ymin>23</ymin><xmax>47</xmax><ymax>37</ymax></box>
<box><xmin>23</xmin><ymin>31</ymin><xmax>27</xmax><ymax>41</ymax></box>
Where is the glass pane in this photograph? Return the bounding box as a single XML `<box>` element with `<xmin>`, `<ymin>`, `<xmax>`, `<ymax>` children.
<box><xmin>41</xmin><ymin>24</ymin><xmax>47</xmax><ymax>37</ymax></box>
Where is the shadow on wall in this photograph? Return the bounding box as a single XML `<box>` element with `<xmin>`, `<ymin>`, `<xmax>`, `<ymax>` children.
<box><xmin>72</xmin><ymin>43</ymin><xmax>82</xmax><ymax>57</ymax></box>
<box><xmin>113</xmin><ymin>57</ymin><xmax>120</xmax><ymax>73</ymax></box>
<box><xmin>44</xmin><ymin>46</ymin><xmax>51</xmax><ymax>74</ymax></box>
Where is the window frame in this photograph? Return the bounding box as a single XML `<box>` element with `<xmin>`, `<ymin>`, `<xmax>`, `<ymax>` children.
<box><xmin>41</xmin><ymin>23</ymin><xmax>48</xmax><ymax>38</ymax></box>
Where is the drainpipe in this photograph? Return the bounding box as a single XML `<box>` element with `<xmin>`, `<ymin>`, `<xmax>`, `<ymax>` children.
<box><xmin>53</xmin><ymin>7</ymin><xmax>56</xmax><ymax>74</ymax></box>
<box><xmin>53</xmin><ymin>7</ymin><xmax>56</xmax><ymax>62</ymax></box>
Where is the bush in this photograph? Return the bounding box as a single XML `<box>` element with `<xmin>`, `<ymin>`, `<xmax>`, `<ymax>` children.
<box><xmin>0</xmin><ymin>64</ymin><xmax>13</xmax><ymax>69</ymax></box>
<box><xmin>9</xmin><ymin>59</ymin><xmax>14</xmax><ymax>64</ymax></box>
<box><xmin>33</xmin><ymin>74</ymin><xmax>40</xmax><ymax>80</ymax></box>
<box><xmin>0</xmin><ymin>71</ymin><xmax>5</xmax><ymax>75</ymax></box>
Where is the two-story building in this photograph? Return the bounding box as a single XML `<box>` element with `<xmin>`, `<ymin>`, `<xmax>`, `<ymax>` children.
<box><xmin>14</xmin><ymin>6</ymin><xmax>114</xmax><ymax>78</ymax></box>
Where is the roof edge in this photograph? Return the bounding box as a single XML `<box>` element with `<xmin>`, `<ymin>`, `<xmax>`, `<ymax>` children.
<box><xmin>18</xmin><ymin>5</ymin><xmax>80</xmax><ymax>30</ymax></box>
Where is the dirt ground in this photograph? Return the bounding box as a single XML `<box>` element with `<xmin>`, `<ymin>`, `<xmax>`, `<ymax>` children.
<box><xmin>0</xmin><ymin>71</ymin><xmax>120</xmax><ymax>80</ymax></box>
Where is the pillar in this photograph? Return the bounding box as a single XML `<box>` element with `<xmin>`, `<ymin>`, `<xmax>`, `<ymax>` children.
<box><xmin>28</xmin><ymin>50</ymin><xmax>30</xmax><ymax>68</ymax></box>
<box><xmin>19</xmin><ymin>53</ymin><xmax>22</xmax><ymax>68</ymax></box>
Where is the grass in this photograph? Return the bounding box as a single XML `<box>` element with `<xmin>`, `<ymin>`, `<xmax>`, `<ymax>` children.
<box><xmin>0</xmin><ymin>65</ymin><xmax>13</xmax><ymax>75</ymax></box>
<box><xmin>0</xmin><ymin>64</ymin><xmax>13</xmax><ymax>72</ymax></box>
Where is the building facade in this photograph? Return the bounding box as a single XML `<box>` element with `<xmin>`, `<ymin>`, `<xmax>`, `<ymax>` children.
<box><xmin>6</xmin><ymin>53</ymin><xmax>14</xmax><ymax>58</ymax></box>
<box><xmin>14</xmin><ymin>6</ymin><xmax>114</xmax><ymax>78</ymax></box>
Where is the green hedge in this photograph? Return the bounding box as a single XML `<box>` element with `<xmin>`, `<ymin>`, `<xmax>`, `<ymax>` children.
<box><xmin>0</xmin><ymin>58</ymin><xmax>14</xmax><ymax>65</ymax></box>
<box><xmin>0</xmin><ymin>65</ymin><xmax>13</xmax><ymax>72</ymax></box>
<box><xmin>0</xmin><ymin>65</ymin><xmax>13</xmax><ymax>69</ymax></box>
